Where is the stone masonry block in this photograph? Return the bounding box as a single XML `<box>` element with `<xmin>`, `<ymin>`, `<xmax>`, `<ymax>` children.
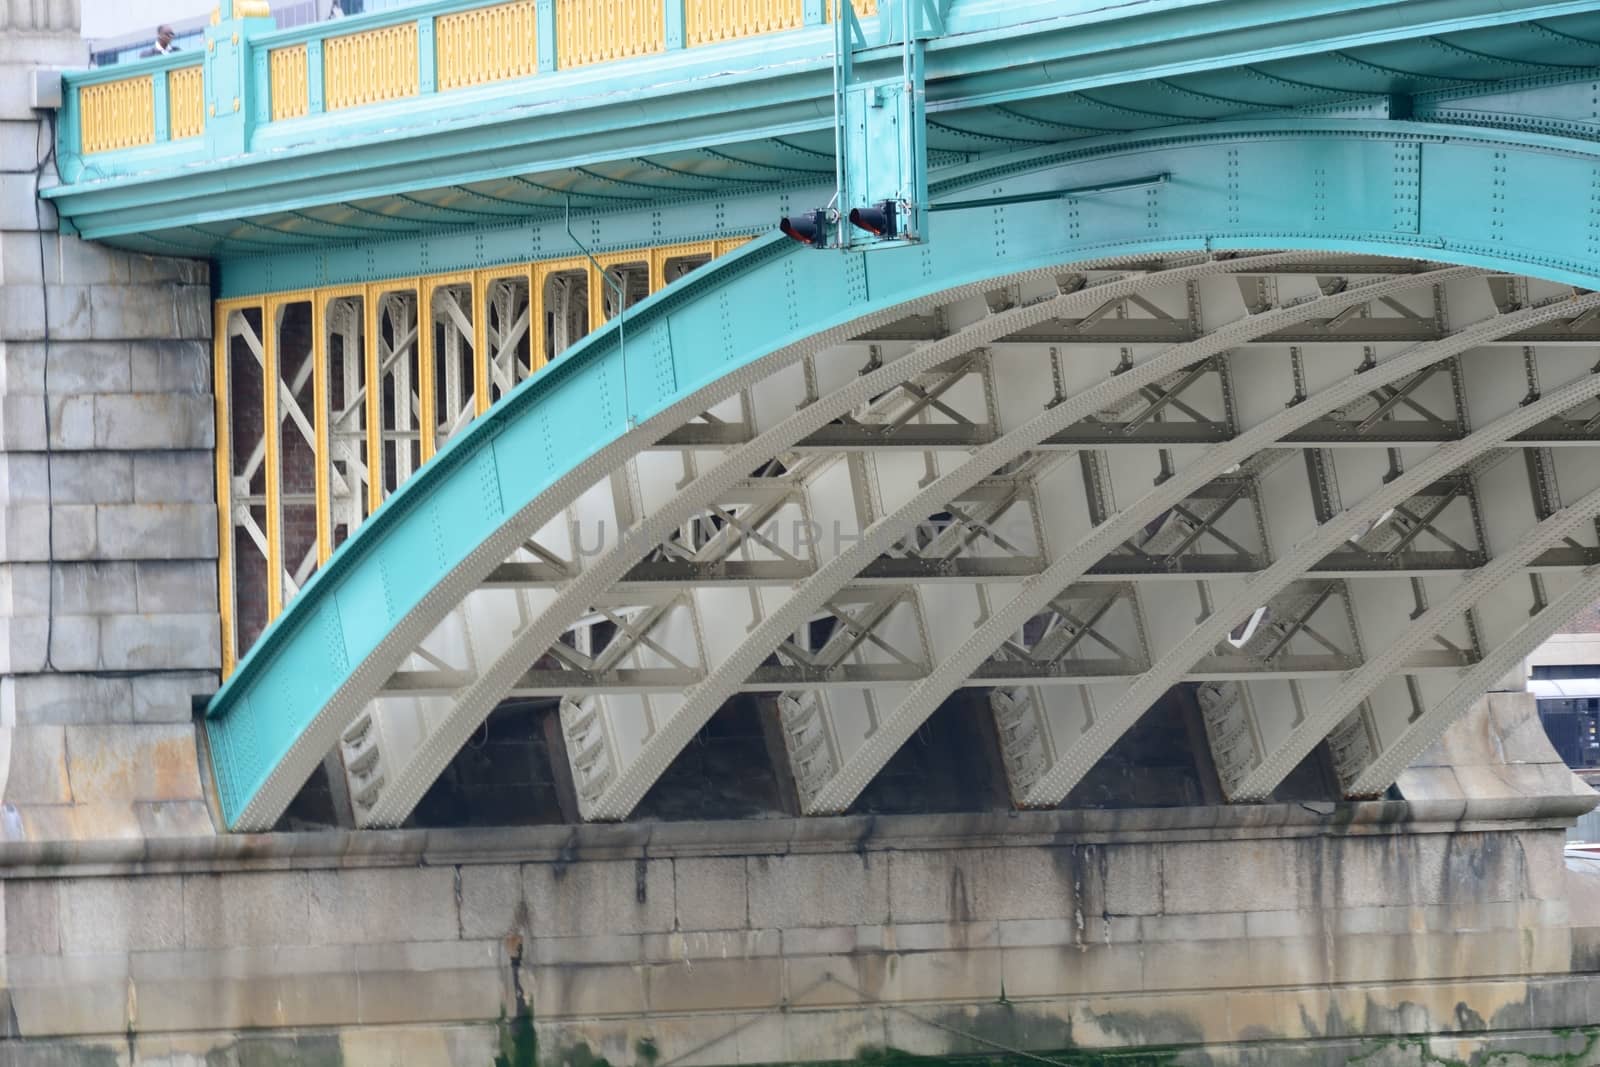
<box><xmin>0</xmin><ymin>394</ymin><xmax>44</xmax><ymax>449</ymax></box>
<box><xmin>458</xmin><ymin>864</ymin><xmax>524</xmax><ymax>940</ymax></box>
<box><xmin>524</xmin><ymin>859</ymin><xmax>675</xmax><ymax>938</ymax></box>
<box><xmin>52</xmin><ymin>561</ymin><xmax>137</xmax><ymax>614</ymax></box>
<box><xmin>134</xmin><ymin>452</ymin><xmax>215</xmax><ymax>503</ymax></box>
<box><xmin>305</xmin><ymin>867</ymin><xmax>460</xmax><ymax>945</ymax></box>
<box><xmin>39</xmin><ymin>453</ymin><xmax>133</xmax><ymax>504</ymax></box>
<box><xmin>47</xmin><ymin>504</ymin><xmax>95</xmax><ymax>559</ymax></box>
<box><xmin>1161</xmin><ymin>838</ymin><xmax>1313</xmax><ymax>915</ymax></box>
<box><xmin>0</xmin><ymin>614</ymin><xmax>48</xmax><ymax>672</ymax></box>
<box><xmin>747</xmin><ymin>852</ymin><xmax>889</xmax><ymax>929</ymax></box>
<box><xmin>44</xmin><ymin>613</ymin><xmax>98</xmax><ymax>671</ymax></box>
<box><xmin>673</xmin><ymin>856</ymin><xmax>748</xmax><ymax>933</ymax></box>
<box><xmin>0</xmin><ymin>337</ymin><xmax>44</xmax><ymax>390</ymax></box>
<box><xmin>183</xmin><ymin>871</ymin><xmax>312</xmax><ymax>949</ymax></box>
<box><xmin>45</xmin><ymin>341</ymin><xmax>133</xmax><ymax>394</ymax></box>
<box><xmin>0</xmin><ymin>453</ymin><xmax>50</xmax><ymax>501</ymax></box>
<box><xmin>58</xmin><ymin>874</ymin><xmax>184</xmax><ymax>953</ymax></box>
<box><xmin>0</xmin><ymin>560</ymin><xmax>49</xmax><ymax>614</ymax></box>
<box><xmin>133</xmin><ymin>560</ymin><xmax>216</xmax><ymax>614</ymax></box>
<box><xmin>0</xmin><ymin>672</ymin><xmax>133</xmax><ymax>726</ymax></box>
<box><xmin>96</xmin><ymin>503</ymin><xmax>217</xmax><ymax>560</ymax></box>
<box><xmin>94</xmin><ymin>394</ymin><xmax>213</xmax><ymax>450</ymax></box>
<box><xmin>5</xmin><ymin>879</ymin><xmax>60</xmax><ymax>955</ymax></box>
<box><xmin>45</xmin><ymin>394</ymin><xmax>93</xmax><ymax>448</ymax></box>
<box><xmin>62</xmin><ymin>723</ymin><xmax>204</xmax><ymax>803</ymax></box>
<box><xmin>2</xmin><ymin>724</ymin><xmax>71</xmax><ymax>804</ymax></box>
<box><xmin>890</xmin><ymin>847</ymin><xmax>1077</xmax><ymax>925</ymax></box>
<box><xmin>99</xmin><ymin>613</ymin><xmax>220</xmax><ymax>671</ymax></box>
<box><xmin>0</xmin><ymin>172</ymin><xmax>44</xmax><ymax>231</ymax></box>
<box><xmin>130</xmin><ymin>339</ymin><xmax>210</xmax><ymax>393</ymax></box>
<box><xmin>131</xmin><ymin>671</ymin><xmax>216</xmax><ymax>723</ymax></box>
<box><xmin>1</xmin><ymin>502</ymin><xmax>49</xmax><ymax>560</ymax></box>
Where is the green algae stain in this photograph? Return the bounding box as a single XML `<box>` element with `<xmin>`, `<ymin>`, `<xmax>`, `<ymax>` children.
<box><xmin>1343</xmin><ymin>1027</ymin><xmax>1600</xmax><ymax>1067</ymax></box>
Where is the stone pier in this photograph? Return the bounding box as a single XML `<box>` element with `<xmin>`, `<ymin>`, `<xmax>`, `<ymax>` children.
<box><xmin>0</xmin><ymin>694</ymin><xmax>1594</xmax><ymax>1066</ymax></box>
<box><xmin>0</xmin><ymin>0</ymin><xmax>217</xmax><ymax>841</ymax></box>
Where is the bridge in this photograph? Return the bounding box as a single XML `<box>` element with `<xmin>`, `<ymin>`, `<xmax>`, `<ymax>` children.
<box><xmin>8</xmin><ymin>0</ymin><xmax>1600</xmax><ymax>1064</ymax></box>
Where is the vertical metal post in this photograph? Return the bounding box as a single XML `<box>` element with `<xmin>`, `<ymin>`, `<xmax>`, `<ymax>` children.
<box><xmin>664</xmin><ymin>0</ymin><xmax>686</xmax><ymax>48</ymax></box>
<box><xmin>306</xmin><ymin>38</ymin><xmax>325</xmax><ymax>114</ymax></box>
<box><xmin>536</xmin><ymin>0</ymin><xmax>558</xmax><ymax>71</ymax></box>
<box><xmin>472</xmin><ymin>271</ymin><xmax>492</xmax><ymax>416</ymax></box>
<box><xmin>363</xmin><ymin>287</ymin><xmax>384</xmax><ymax>515</ymax></box>
<box><xmin>418</xmin><ymin>284</ymin><xmax>438</xmax><ymax>461</ymax></box>
<box><xmin>263</xmin><ymin>299</ymin><xmax>283</xmax><ymax>620</ymax></box>
<box><xmin>214</xmin><ymin>305</ymin><xmax>237</xmax><ymax>678</ymax></box>
<box><xmin>312</xmin><ymin>297</ymin><xmax>332</xmax><ymax>565</ymax></box>
<box><xmin>152</xmin><ymin>70</ymin><xmax>171</xmax><ymax>142</ymax></box>
<box><xmin>418</xmin><ymin>16</ymin><xmax>437</xmax><ymax>93</ymax></box>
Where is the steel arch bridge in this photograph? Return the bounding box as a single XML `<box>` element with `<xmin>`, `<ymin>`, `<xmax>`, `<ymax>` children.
<box><xmin>197</xmin><ymin>120</ymin><xmax>1600</xmax><ymax>831</ymax></box>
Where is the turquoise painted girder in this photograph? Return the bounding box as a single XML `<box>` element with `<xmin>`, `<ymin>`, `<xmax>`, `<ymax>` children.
<box><xmin>211</xmin><ymin>59</ymin><xmax>1600</xmax><ymax>298</ymax></box>
<box><xmin>207</xmin><ymin>118</ymin><xmax>1600</xmax><ymax>831</ymax></box>
<box><xmin>45</xmin><ymin>0</ymin><xmax>1600</xmax><ymax>256</ymax></box>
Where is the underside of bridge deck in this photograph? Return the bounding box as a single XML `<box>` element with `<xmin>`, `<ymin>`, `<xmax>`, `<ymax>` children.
<box><xmin>206</xmin><ymin>238</ymin><xmax>1600</xmax><ymax>834</ymax></box>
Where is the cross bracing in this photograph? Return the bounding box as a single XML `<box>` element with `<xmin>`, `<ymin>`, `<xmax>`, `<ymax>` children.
<box><xmin>207</xmin><ymin>242</ymin><xmax>1600</xmax><ymax>829</ymax></box>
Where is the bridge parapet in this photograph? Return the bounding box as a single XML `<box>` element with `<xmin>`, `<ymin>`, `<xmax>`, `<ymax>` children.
<box><xmin>54</xmin><ymin>0</ymin><xmax>879</xmax><ymax>185</ymax></box>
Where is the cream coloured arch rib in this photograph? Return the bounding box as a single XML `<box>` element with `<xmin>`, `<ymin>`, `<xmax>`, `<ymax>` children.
<box><xmin>578</xmin><ymin>266</ymin><xmax>1478</xmax><ymax>820</ymax></box>
<box><xmin>243</xmin><ymin>250</ymin><xmax>1232</xmax><ymax>830</ymax></box>
<box><xmin>1342</xmin><ymin>565</ymin><xmax>1600</xmax><ymax>798</ymax></box>
<box><xmin>805</xmin><ymin>285</ymin><xmax>1600</xmax><ymax>815</ymax></box>
<box><xmin>1228</xmin><ymin>484</ymin><xmax>1600</xmax><ymax>801</ymax></box>
<box><xmin>362</xmin><ymin>251</ymin><xmax>1315</xmax><ymax>826</ymax></box>
<box><xmin>1017</xmin><ymin>319</ymin><xmax>1600</xmax><ymax>808</ymax></box>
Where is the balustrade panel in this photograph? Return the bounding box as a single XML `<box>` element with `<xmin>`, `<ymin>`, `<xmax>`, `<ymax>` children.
<box><xmin>80</xmin><ymin>75</ymin><xmax>155</xmax><ymax>154</ymax></box>
<box><xmin>437</xmin><ymin>0</ymin><xmax>540</xmax><ymax>91</ymax></box>
<box><xmin>324</xmin><ymin>24</ymin><xmax>419</xmax><ymax>111</ymax></box>
<box><xmin>686</xmin><ymin>0</ymin><xmax>805</xmax><ymax>47</ymax></box>
<box><xmin>167</xmin><ymin>66</ymin><xmax>206</xmax><ymax>140</ymax></box>
<box><xmin>269</xmin><ymin>46</ymin><xmax>310</xmax><ymax>120</ymax></box>
<box><xmin>555</xmin><ymin>0</ymin><xmax>664</xmax><ymax>68</ymax></box>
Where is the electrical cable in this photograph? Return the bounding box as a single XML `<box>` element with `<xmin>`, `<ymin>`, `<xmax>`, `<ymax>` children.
<box><xmin>32</xmin><ymin>108</ymin><xmax>58</xmax><ymax>672</ymax></box>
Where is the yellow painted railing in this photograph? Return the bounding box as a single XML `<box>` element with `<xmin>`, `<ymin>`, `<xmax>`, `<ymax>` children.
<box><xmin>686</xmin><ymin>0</ymin><xmax>805</xmax><ymax>46</ymax></box>
<box><xmin>269</xmin><ymin>45</ymin><xmax>310</xmax><ymax>120</ymax></box>
<box><xmin>167</xmin><ymin>66</ymin><xmax>206</xmax><ymax>141</ymax></box>
<box><xmin>437</xmin><ymin>0</ymin><xmax>540</xmax><ymax>91</ymax></box>
<box><xmin>80</xmin><ymin>75</ymin><xmax>155</xmax><ymax>155</ymax></box>
<box><xmin>323</xmin><ymin>23</ymin><xmax>419</xmax><ymax>111</ymax></box>
<box><xmin>829</xmin><ymin>0</ymin><xmax>878</xmax><ymax>17</ymax></box>
<box><xmin>555</xmin><ymin>0</ymin><xmax>664</xmax><ymax>68</ymax></box>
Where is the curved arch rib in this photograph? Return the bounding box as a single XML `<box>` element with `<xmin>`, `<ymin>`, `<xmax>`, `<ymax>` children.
<box><xmin>1342</xmin><ymin>565</ymin><xmax>1600</xmax><ymax>797</ymax></box>
<box><xmin>809</xmin><ymin>285</ymin><xmax>1600</xmax><ymax>814</ymax></box>
<box><xmin>1229</xmin><ymin>482</ymin><xmax>1600</xmax><ymax>801</ymax></box>
<box><xmin>363</xmin><ymin>252</ymin><xmax>1314</xmax><ymax>825</ymax></box>
<box><xmin>226</xmin><ymin>242</ymin><xmax>1152</xmax><ymax>831</ymax></box>
<box><xmin>1017</xmin><ymin>298</ymin><xmax>1600</xmax><ymax>807</ymax></box>
<box><xmin>572</xmin><ymin>264</ymin><xmax>1476</xmax><ymax>820</ymax></box>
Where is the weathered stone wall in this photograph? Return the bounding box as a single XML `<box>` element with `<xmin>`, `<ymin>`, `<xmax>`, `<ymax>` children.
<box><xmin>0</xmin><ymin>3</ymin><xmax>218</xmax><ymax>841</ymax></box>
<box><xmin>1</xmin><ymin>799</ymin><xmax>1597</xmax><ymax>1066</ymax></box>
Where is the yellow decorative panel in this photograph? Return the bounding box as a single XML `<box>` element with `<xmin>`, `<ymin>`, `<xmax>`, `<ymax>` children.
<box><xmin>167</xmin><ymin>66</ymin><xmax>205</xmax><ymax>141</ymax></box>
<box><xmin>437</xmin><ymin>0</ymin><xmax>539</xmax><ymax>91</ymax></box>
<box><xmin>79</xmin><ymin>75</ymin><xmax>155</xmax><ymax>155</ymax></box>
<box><xmin>323</xmin><ymin>23</ymin><xmax>419</xmax><ymax>111</ymax></box>
<box><xmin>555</xmin><ymin>0</ymin><xmax>663</xmax><ymax>69</ymax></box>
<box><xmin>686</xmin><ymin>0</ymin><xmax>804</xmax><ymax>46</ymax></box>
<box><xmin>827</xmin><ymin>0</ymin><xmax>877</xmax><ymax>18</ymax></box>
<box><xmin>269</xmin><ymin>45</ymin><xmax>310</xmax><ymax>120</ymax></box>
